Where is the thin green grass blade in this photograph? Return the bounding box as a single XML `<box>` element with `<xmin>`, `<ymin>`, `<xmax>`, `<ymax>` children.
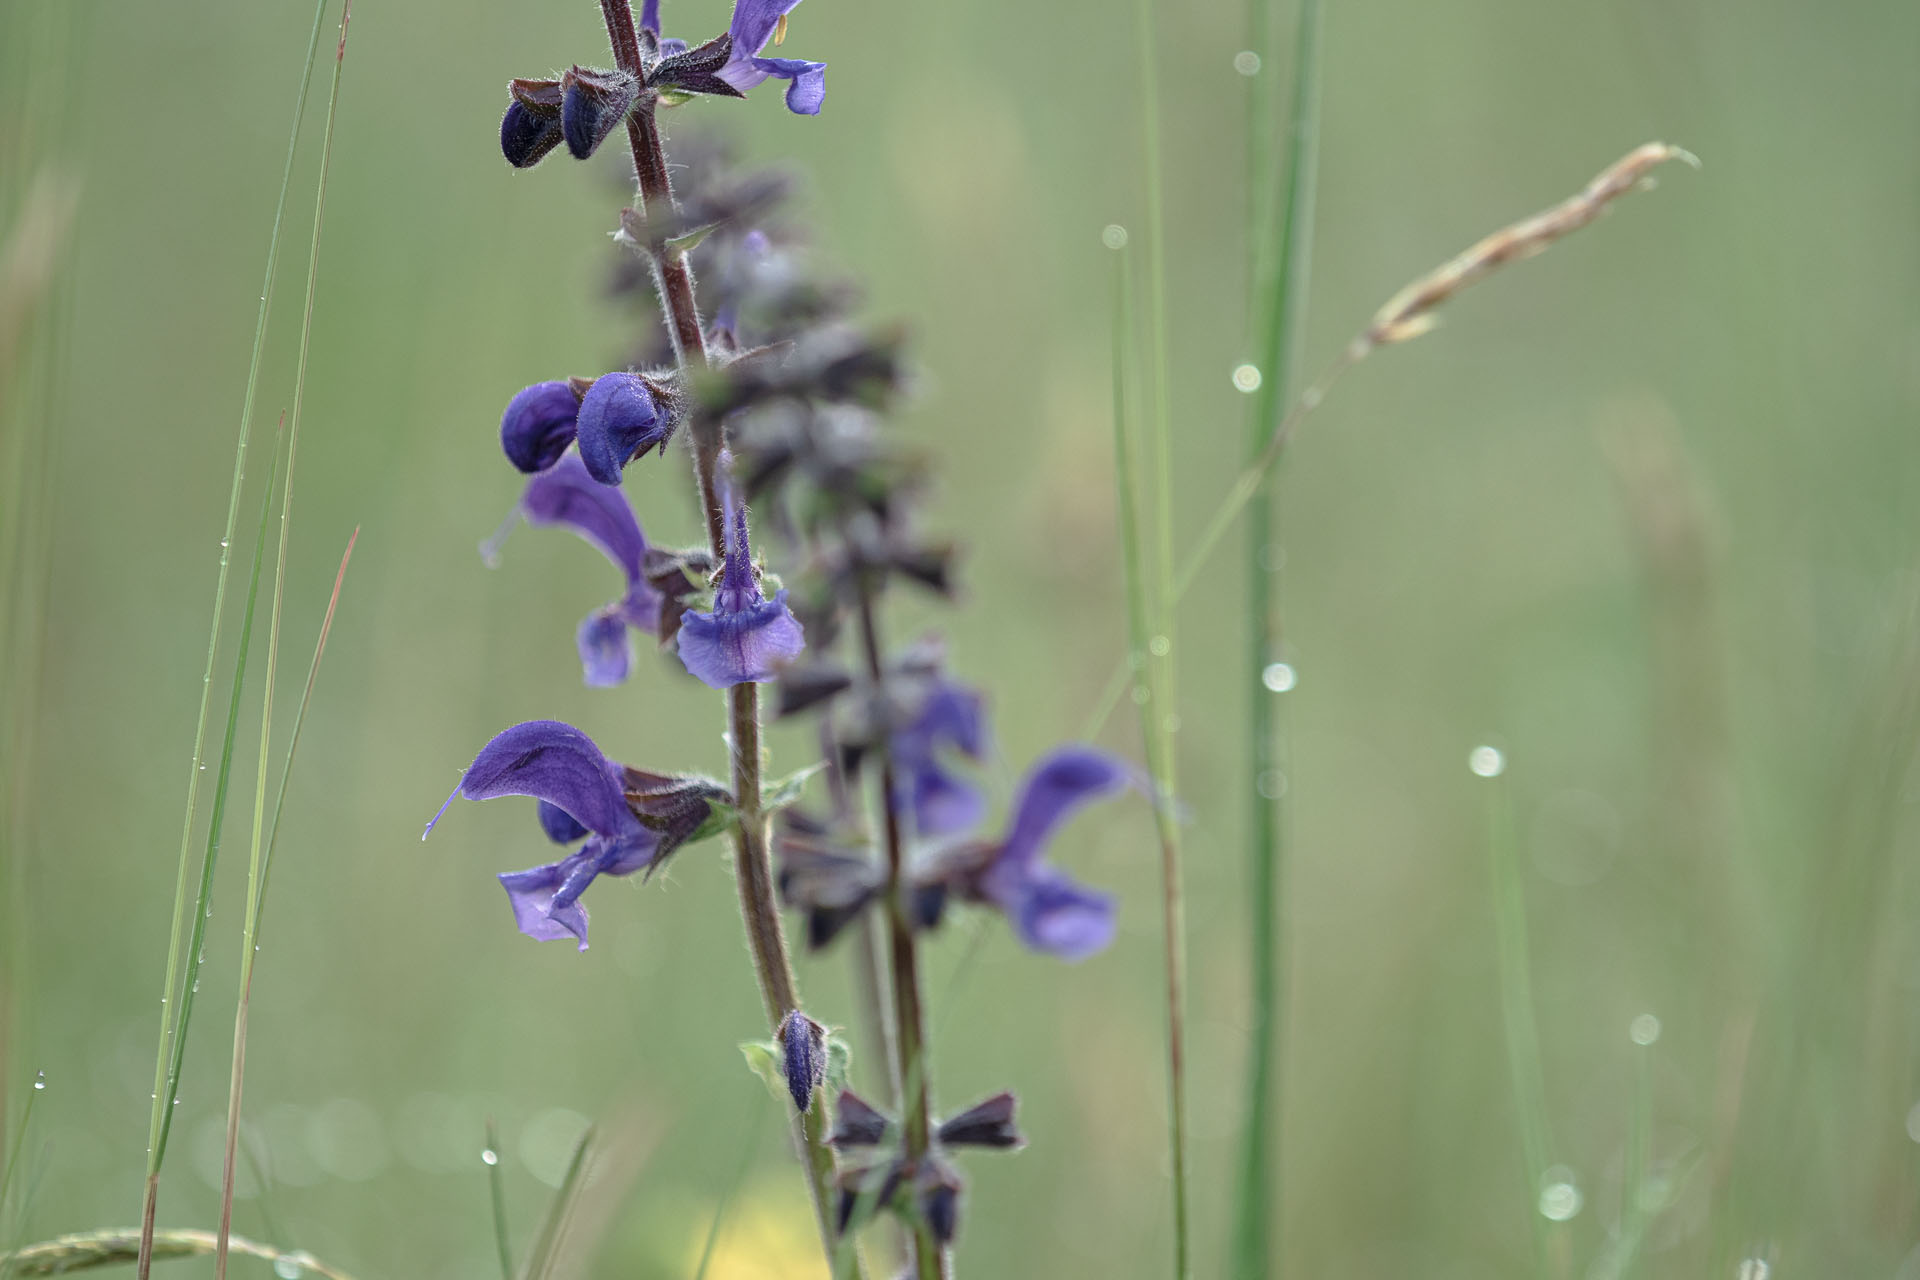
<box><xmin>1103</xmin><ymin>227</ymin><xmax>1190</xmax><ymax>1280</ymax></box>
<box><xmin>1233</xmin><ymin>2</ymin><xmax>1323</xmax><ymax>1276</ymax></box>
<box><xmin>1482</xmin><ymin>752</ymin><xmax>1558</xmax><ymax>1272</ymax></box>
<box><xmin>1127</xmin><ymin>1</ymin><xmax>1190</xmax><ymax>1269</ymax></box>
<box><xmin>0</xmin><ymin>1073</ymin><xmax>43</xmax><ymax>1242</ymax></box>
<box><xmin>485</xmin><ymin>1118</ymin><xmax>513</xmax><ymax>1280</ymax></box>
<box><xmin>519</xmin><ymin>1126</ymin><xmax>595</xmax><ymax>1280</ymax></box>
<box><xmin>151</xmin><ymin>416</ymin><xmax>285</xmax><ymax>1178</ymax></box>
<box><xmin>215</xmin><ymin>17</ymin><xmax>353</xmax><ymax>1266</ymax></box>
<box><xmin>138</xmin><ymin>5</ymin><xmax>333</xmax><ymax>1266</ymax></box>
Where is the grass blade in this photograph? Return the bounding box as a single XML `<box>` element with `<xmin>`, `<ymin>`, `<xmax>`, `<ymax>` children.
<box><xmin>1480</xmin><ymin>749</ymin><xmax>1559</xmax><ymax>1272</ymax></box>
<box><xmin>215</xmin><ymin>15</ymin><xmax>355</xmax><ymax>1264</ymax></box>
<box><xmin>1233</xmin><ymin>2</ymin><xmax>1323</xmax><ymax>1275</ymax></box>
<box><xmin>1128</xmin><ymin>0</ymin><xmax>1190</xmax><ymax>1272</ymax></box>
<box><xmin>519</xmin><ymin>1127</ymin><xmax>595</xmax><ymax>1280</ymax></box>
<box><xmin>486</xmin><ymin>1119</ymin><xmax>513</xmax><ymax>1280</ymax></box>
<box><xmin>137</xmin><ymin>2</ymin><xmax>335</xmax><ymax>1272</ymax></box>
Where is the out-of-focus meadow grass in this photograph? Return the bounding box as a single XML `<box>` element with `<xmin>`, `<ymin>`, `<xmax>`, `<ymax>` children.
<box><xmin>4</xmin><ymin>0</ymin><xmax>1919</xmax><ymax>1275</ymax></box>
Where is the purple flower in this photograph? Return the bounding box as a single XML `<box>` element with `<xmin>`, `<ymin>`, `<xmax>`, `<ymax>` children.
<box><xmin>500</xmin><ymin>380</ymin><xmax>580</xmax><ymax>473</ymax></box>
<box><xmin>484</xmin><ymin>453</ymin><xmax>664</xmax><ymax>686</ymax></box>
<box><xmin>645</xmin><ymin>0</ymin><xmax>825</xmax><ymax>115</ymax></box>
<box><xmin>426</xmin><ymin>721</ymin><xmax>659</xmax><ymax>950</ymax></box>
<box><xmin>576</xmin><ymin>371</ymin><xmax>668</xmax><ymax>484</ymax></box>
<box><xmin>920</xmin><ymin>747</ymin><xmax>1133</xmax><ymax>961</ymax></box>
<box><xmin>894</xmin><ymin>681</ymin><xmax>988</xmax><ymax>837</ymax></box>
<box><xmin>676</xmin><ymin>473</ymin><xmax>805</xmax><ymax>688</ymax></box>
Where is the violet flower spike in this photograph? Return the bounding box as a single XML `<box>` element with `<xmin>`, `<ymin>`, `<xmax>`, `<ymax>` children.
<box><xmin>676</xmin><ymin>471</ymin><xmax>805</xmax><ymax>688</ymax></box>
<box><xmin>426</xmin><ymin>720</ymin><xmax>659</xmax><ymax>950</ymax></box>
<box><xmin>483</xmin><ymin>453</ymin><xmax>664</xmax><ymax>686</ymax></box>
<box><xmin>894</xmin><ymin>680</ymin><xmax>989</xmax><ymax>837</ymax></box>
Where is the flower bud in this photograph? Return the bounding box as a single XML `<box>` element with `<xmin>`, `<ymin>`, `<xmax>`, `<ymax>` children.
<box><xmin>828</xmin><ymin>1089</ymin><xmax>892</xmax><ymax>1147</ymax></box>
<box><xmin>915</xmin><ymin>1158</ymin><xmax>963</xmax><ymax>1245</ymax></box>
<box><xmin>935</xmin><ymin>1092</ymin><xmax>1022</xmax><ymax>1149</ymax></box>
<box><xmin>560</xmin><ymin>66</ymin><xmax>640</xmax><ymax>161</ymax></box>
<box><xmin>500</xmin><ymin>380</ymin><xmax>580</xmax><ymax>473</ymax></box>
<box><xmin>777</xmin><ymin>1009</ymin><xmax>827</xmax><ymax>1114</ymax></box>
<box><xmin>500</xmin><ymin>79</ymin><xmax>564</xmax><ymax>169</ymax></box>
<box><xmin>576</xmin><ymin>372</ymin><xmax>668</xmax><ymax>484</ymax></box>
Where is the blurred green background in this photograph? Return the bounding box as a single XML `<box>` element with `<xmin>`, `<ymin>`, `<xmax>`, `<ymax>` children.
<box><xmin>4</xmin><ymin>0</ymin><xmax>1919</xmax><ymax>1276</ymax></box>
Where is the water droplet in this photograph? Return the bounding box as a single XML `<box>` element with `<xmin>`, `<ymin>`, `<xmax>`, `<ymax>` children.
<box><xmin>1261</xmin><ymin>661</ymin><xmax>1296</xmax><ymax>693</ymax></box>
<box><xmin>1148</xmin><ymin>634</ymin><xmax>1171</xmax><ymax>657</ymax></box>
<box><xmin>481</xmin><ymin>1148</ymin><xmax>499</xmax><ymax>1166</ymax></box>
<box><xmin>191</xmin><ymin>981</ymin><xmax>200</xmax><ymax>993</ymax></box>
<box><xmin>1469</xmin><ymin>745</ymin><xmax>1506</xmax><ymax>778</ymax></box>
<box><xmin>1536</xmin><ymin>1168</ymin><xmax>1582</xmax><ymax>1221</ymax></box>
<box><xmin>32</xmin><ymin>1071</ymin><xmax>46</xmax><ymax>1091</ymax></box>
<box><xmin>274</xmin><ymin>1252</ymin><xmax>311</xmax><ymax>1279</ymax></box>
<box><xmin>1231</xmin><ymin>363</ymin><xmax>1262</xmax><ymax>393</ymax></box>
<box><xmin>1736</xmin><ymin>1261</ymin><xmax>1770</xmax><ymax>1280</ymax></box>
<box><xmin>1101</xmin><ymin>224</ymin><xmax>1129</xmax><ymax>251</ymax></box>
<box><xmin>1904</xmin><ymin>1101</ymin><xmax>1920</xmax><ymax>1143</ymax></box>
<box><xmin>1163</xmin><ymin>714</ymin><xmax>1181</xmax><ymax>734</ymax></box>
<box><xmin>1131</xmin><ymin>686</ymin><xmax>1151</xmax><ymax>705</ymax></box>
<box><xmin>219</xmin><ymin>539</ymin><xmax>229</xmax><ymax>549</ymax></box>
<box><xmin>1233</xmin><ymin>49</ymin><xmax>1262</xmax><ymax>76</ymax></box>
<box><xmin>1630</xmin><ymin>1013</ymin><xmax>1661</xmax><ymax>1046</ymax></box>
<box><xmin>1257</xmin><ymin>770</ymin><xmax>1287</xmax><ymax>800</ymax></box>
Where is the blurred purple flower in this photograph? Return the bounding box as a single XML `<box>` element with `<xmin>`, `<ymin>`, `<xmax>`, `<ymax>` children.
<box><xmin>483</xmin><ymin>452</ymin><xmax>664</xmax><ymax>686</ymax></box>
<box><xmin>676</xmin><ymin>469</ymin><xmax>805</xmax><ymax>688</ymax></box>
<box><xmin>894</xmin><ymin>681</ymin><xmax>988</xmax><ymax>837</ymax></box>
<box><xmin>920</xmin><ymin>747</ymin><xmax>1133</xmax><ymax>961</ymax></box>
<box><xmin>426</xmin><ymin>720</ymin><xmax>659</xmax><ymax>950</ymax></box>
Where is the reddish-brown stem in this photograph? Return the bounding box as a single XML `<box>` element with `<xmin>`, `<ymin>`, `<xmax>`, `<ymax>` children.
<box><xmin>593</xmin><ymin>1</ymin><xmax>843</xmax><ymax>1268</ymax></box>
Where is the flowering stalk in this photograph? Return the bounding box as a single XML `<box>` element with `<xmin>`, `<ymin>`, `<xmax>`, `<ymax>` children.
<box><xmin>594</xmin><ymin>0</ymin><xmax>840</xmax><ymax>1256</ymax></box>
<box><xmin>853</xmin><ymin>586</ymin><xmax>947</xmax><ymax>1280</ymax></box>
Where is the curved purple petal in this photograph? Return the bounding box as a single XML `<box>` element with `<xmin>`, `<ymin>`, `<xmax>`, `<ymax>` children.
<box><xmin>537</xmin><ymin>799</ymin><xmax>589</xmax><ymax>845</ymax></box>
<box><xmin>520</xmin><ymin>452</ymin><xmax>649</xmax><ymax>582</ymax></box>
<box><xmin>750</xmin><ymin>57</ymin><xmax>826</xmax><ymax>115</ymax></box>
<box><xmin>458</xmin><ymin>720</ymin><xmax>633</xmax><ymax>837</ymax></box>
<box><xmin>640</xmin><ymin>0</ymin><xmax>661</xmax><ymax>34</ymax></box>
<box><xmin>576</xmin><ymin>372</ymin><xmax>666</xmax><ymax>485</ymax></box>
<box><xmin>577</xmin><ymin>607</ymin><xmax>634</xmax><ymax>686</ymax></box>
<box><xmin>500</xmin><ymin>381</ymin><xmax>580</xmax><ymax>472</ymax></box>
<box><xmin>676</xmin><ymin>590</ymin><xmax>806</xmax><ymax>688</ymax></box>
<box><xmin>1009</xmin><ymin>871</ymin><xmax>1116</xmax><ymax>960</ymax></box>
<box><xmin>1000</xmin><ymin>746</ymin><xmax>1130</xmax><ymax>871</ymax></box>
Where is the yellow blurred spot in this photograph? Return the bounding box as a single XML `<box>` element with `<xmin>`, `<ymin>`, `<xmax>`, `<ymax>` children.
<box><xmin>687</xmin><ymin>1186</ymin><xmax>824</xmax><ymax>1279</ymax></box>
<box><xmin>773</xmin><ymin>13</ymin><xmax>788</xmax><ymax>46</ymax></box>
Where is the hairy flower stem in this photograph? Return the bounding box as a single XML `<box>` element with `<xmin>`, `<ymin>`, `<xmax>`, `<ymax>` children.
<box><xmin>594</xmin><ymin>2</ymin><xmax>840</xmax><ymax>1264</ymax></box>
<box><xmin>854</xmin><ymin>587</ymin><xmax>947</xmax><ymax>1280</ymax></box>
